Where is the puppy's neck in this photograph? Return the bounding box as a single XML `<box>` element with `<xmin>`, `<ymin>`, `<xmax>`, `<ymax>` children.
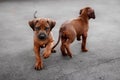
<box><xmin>79</xmin><ymin>14</ymin><xmax>89</xmax><ymax>24</ymax></box>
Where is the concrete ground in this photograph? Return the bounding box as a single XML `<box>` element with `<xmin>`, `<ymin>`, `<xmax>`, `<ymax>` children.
<box><xmin>0</xmin><ymin>0</ymin><xmax>120</xmax><ymax>80</ymax></box>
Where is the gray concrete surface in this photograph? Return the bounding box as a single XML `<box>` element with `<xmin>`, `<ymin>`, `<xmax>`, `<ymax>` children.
<box><xmin>0</xmin><ymin>0</ymin><xmax>120</xmax><ymax>80</ymax></box>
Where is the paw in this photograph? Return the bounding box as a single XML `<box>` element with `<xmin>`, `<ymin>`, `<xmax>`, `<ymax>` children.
<box><xmin>68</xmin><ymin>53</ymin><xmax>72</xmax><ymax>58</ymax></box>
<box><xmin>51</xmin><ymin>49</ymin><xmax>56</xmax><ymax>53</ymax></box>
<box><xmin>82</xmin><ymin>49</ymin><xmax>88</xmax><ymax>52</ymax></box>
<box><xmin>40</xmin><ymin>45</ymin><xmax>46</xmax><ymax>48</ymax></box>
<box><xmin>77</xmin><ymin>38</ymin><xmax>81</xmax><ymax>41</ymax></box>
<box><xmin>77</xmin><ymin>37</ymin><xmax>81</xmax><ymax>41</ymax></box>
<box><xmin>34</xmin><ymin>61</ymin><xmax>43</xmax><ymax>70</ymax></box>
<box><xmin>62</xmin><ymin>52</ymin><xmax>68</xmax><ymax>56</ymax></box>
<box><xmin>43</xmin><ymin>53</ymin><xmax>50</xmax><ymax>59</ymax></box>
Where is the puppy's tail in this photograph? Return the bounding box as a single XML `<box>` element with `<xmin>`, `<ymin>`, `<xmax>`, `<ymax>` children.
<box><xmin>34</xmin><ymin>11</ymin><xmax>37</xmax><ymax>18</ymax></box>
<box><xmin>52</xmin><ymin>31</ymin><xmax>61</xmax><ymax>50</ymax></box>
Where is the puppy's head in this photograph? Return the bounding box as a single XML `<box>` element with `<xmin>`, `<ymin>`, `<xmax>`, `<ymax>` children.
<box><xmin>80</xmin><ymin>7</ymin><xmax>95</xmax><ymax>19</ymax></box>
<box><xmin>28</xmin><ymin>18</ymin><xmax>56</xmax><ymax>40</ymax></box>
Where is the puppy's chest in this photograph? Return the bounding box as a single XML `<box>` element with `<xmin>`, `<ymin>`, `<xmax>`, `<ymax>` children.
<box><xmin>34</xmin><ymin>36</ymin><xmax>49</xmax><ymax>45</ymax></box>
<box><xmin>38</xmin><ymin>39</ymin><xmax>49</xmax><ymax>46</ymax></box>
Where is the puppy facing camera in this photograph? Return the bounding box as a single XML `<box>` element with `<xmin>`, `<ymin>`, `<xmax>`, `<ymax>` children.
<box><xmin>28</xmin><ymin>11</ymin><xmax>56</xmax><ymax>70</ymax></box>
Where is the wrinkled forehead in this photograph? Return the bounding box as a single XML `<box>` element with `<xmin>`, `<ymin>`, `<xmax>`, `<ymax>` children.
<box><xmin>36</xmin><ymin>18</ymin><xmax>49</xmax><ymax>27</ymax></box>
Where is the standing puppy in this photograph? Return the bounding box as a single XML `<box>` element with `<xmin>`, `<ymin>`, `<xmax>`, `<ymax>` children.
<box><xmin>52</xmin><ymin>7</ymin><xmax>95</xmax><ymax>58</ymax></box>
<box><xmin>28</xmin><ymin>12</ymin><xmax>56</xmax><ymax>70</ymax></box>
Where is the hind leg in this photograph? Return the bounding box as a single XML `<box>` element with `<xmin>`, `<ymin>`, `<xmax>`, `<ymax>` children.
<box><xmin>60</xmin><ymin>26</ymin><xmax>76</xmax><ymax>58</ymax></box>
<box><xmin>64</xmin><ymin>40</ymin><xmax>73</xmax><ymax>58</ymax></box>
<box><xmin>61</xmin><ymin>38</ymin><xmax>67</xmax><ymax>56</ymax></box>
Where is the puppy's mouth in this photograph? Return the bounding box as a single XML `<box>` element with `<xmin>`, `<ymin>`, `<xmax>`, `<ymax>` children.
<box><xmin>92</xmin><ymin>14</ymin><xmax>95</xmax><ymax>19</ymax></box>
<box><xmin>92</xmin><ymin>16</ymin><xmax>95</xmax><ymax>19</ymax></box>
<box><xmin>38</xmin><ymin>33</ymin><xmax>47</xmax><ymax>40</ymax></box>
<box><xmin>91</xmin><ymin>13</ymin><xmax>95</xmax><ymax>19</ymax></box>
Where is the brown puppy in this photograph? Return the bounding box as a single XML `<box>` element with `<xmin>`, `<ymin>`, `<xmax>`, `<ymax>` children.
<box><xmin>28</xmin><ymin>12</ymin><xmax>56</xmax><ymax>70</ymax></box>
<box><xmin>52</xmin><ymin>7</ymin><xmax>95</xmax><ymax>58</ymax></box>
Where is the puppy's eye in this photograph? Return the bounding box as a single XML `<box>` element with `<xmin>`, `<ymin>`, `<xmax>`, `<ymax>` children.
<box><xmin>35</xmin><ymin>27</ymin><xmax>40</xmax><ymax>31</ymax></box>
<box><xmin>45</xmin><ymin>27</ymin><xmax>49</xmax><ymax>31</ymax></box>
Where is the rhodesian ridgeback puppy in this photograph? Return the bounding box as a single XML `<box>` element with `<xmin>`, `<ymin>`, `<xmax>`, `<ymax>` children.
<box><xmin>52</xmin><ymin>7</ymin><xmax>95</xmax><ymax>58</ymax></box>
<box><xmin>28</xmin><ymin>11</ymin><xmax>56</xmax><ymax>70</ymax></box>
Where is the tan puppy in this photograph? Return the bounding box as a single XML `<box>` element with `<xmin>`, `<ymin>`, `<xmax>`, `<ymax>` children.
<box><xmin>52</xmin><ymin>7</ymin><xmax>95</xmax><ymax>58</ymax></box>
<box><xmin>28</xmin><ymin>12</ymin><xmax>56</xmax><ymax>70</ymax></box>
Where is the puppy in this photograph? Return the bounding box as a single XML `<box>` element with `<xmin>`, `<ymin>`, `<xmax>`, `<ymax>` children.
<box><xmin>28</xmin><ymin>12</ymin><xmax>56</xmax><ymax>70</ymax></box>
<box><xmin>52</xmin><ymin>7</ymin><xmax>95</xmax><ymax>58</ymax></box>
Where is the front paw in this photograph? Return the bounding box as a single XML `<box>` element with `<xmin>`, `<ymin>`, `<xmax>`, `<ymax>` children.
<box><xmin>43</xmin><ymin>52</ymin><xmax>51</xmax><ymax>59</ymax></box>
<box><xmin>34</xmin><ymin>61</ymin><xmax>43</xmax><ymax>70</ymax></box>
<box><xmin>77</xmin><ymin>37</ymin><xmax>81</xmax><ymax>41</ymax></box>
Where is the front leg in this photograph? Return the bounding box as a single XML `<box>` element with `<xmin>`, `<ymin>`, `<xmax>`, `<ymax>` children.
<box><xmin>43</xmin><ymin>41</ymin><xmax>54</xmax><ymax>59</ymax></box>
<box><xmin>34</xmin><ymin>43</ymin><xmax>43</xmax><ymax>70</ymax></box>
<box><xmin>77</xmin><ymin>35</ymin><xmax>81</xmax><ymax>41</ymax></box>
<box><xmin>81</xmin><ymin>33</ymin><xmax>88</xmax><ymax>52</ymax></box>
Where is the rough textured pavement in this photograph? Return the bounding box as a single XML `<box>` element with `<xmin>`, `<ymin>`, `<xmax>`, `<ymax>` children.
<box><xmin>0</xmin><ymin>0</ymin><xmax>120</xmax><ymax>80</ymax></box>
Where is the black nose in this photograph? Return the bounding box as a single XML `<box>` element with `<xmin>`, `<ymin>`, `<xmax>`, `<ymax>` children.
<box><xmin>38</xmin><ymin>33</ymin><xmax>47</xmax><ymax>40</ymax></box>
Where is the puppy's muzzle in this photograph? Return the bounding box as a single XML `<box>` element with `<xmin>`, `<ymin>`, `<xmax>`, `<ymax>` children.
<box><xmin>38</xmin><ymin>33</ymin><xmax>47</xmax><ymax>40</ymax></box>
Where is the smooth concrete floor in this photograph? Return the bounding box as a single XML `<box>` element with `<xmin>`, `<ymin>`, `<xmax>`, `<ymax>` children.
<box><xmin>0</xmin><ymin>0</ymin><xmax>120</xmax><ymax>80</ymax></box>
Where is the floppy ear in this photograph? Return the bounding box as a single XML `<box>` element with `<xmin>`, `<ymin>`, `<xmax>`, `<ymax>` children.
<box><xmin>79</xmin><ymin>9</ymin><xmax>83</xmax><ymax>15</ymax></box>
<box><xmin>87</xmin><ymin>9</ymin><xmax>96</xmax><ymax>19</ymax></box>
<box><xmin>28</xmin><ymin>20</ymin><xmax>38</xmax><ymax>31</ymax></box>
<box><xmin>28</xmin><ymin>20</ymin><xmax>34</xmax><ymax>31</ymax></box>
<box><xmin>47</xmin><ymin>19</ymin><xmax>56</xmax><ymax>31</ymax></box>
